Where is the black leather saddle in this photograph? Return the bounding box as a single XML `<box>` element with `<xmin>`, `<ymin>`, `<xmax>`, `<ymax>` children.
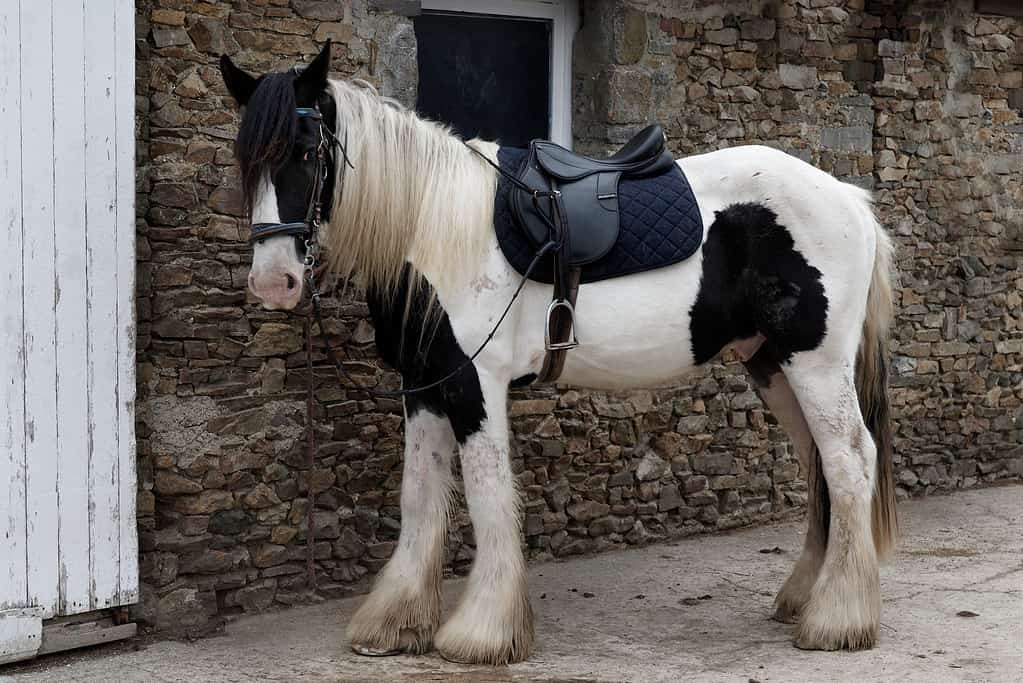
<box><xmin>510</xmin><ymin>124</ymin><xmax>676</xmax><ymax>266</ymax></box>
<box><xmin>490</xmin><ymin>124</ymin><xmax>679</xmax><ymax>383</ymax></box>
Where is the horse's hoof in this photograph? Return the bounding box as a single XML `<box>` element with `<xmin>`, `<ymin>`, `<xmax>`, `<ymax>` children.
<box><xmin>772</xmin><ymin>606</ymin><xmax>802</xmax><ymax>624</ymax></box>
<box><xmin>794</xmin><ymin>636</ymin><xmax>847</xmax><ymax>651</ymax></box>
<box><xmin>352</xmin><ymin>644</ymin><xmax>404</xmax><ymax>657</ymax></box>
<box><xmin>438</xmin><ymin>651</ymin><xmax>473</xmax><ymax>665</ymax></box>
<box><xmin>793</xmin><ymin>625</ymin><xmax>877</xmax><ymax>651</ymax></box>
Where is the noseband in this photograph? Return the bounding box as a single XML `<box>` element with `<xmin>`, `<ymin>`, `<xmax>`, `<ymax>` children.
<box><xmin>248</xmin><ymin>105</ymin><xmax>353</xmax><ymax>281</ymax></box>
<box><xmin>247</xmin><ymin>103</ymin><xmax>554</xmax><ymax>400</ymax></box>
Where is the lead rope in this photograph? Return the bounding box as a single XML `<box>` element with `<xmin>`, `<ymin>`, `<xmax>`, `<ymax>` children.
<box><xmin>304</xmin><ymin>144</ymin><xmax>562</xmax><ymax>398</ymax></box>
<box><xmin>306</xmin><ymin>237</ymin><xmax>555</xmax><ymax>398</ymax></box>
<box><xmin>304</xmin><ymin>315</ymin><xmax>318</xmax><ymax>591</ymax></box>
<box><xmin>296</xmin><ymin>142</ymin><xmax>557</xmax><ymax>587</ymax></box>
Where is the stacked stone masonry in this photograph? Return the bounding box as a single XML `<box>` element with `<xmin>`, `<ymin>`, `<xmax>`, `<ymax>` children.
<box><xmin>134</xmin><ymin>0</ymin><xmax>1023</xmax><ymax>629</ymax></box>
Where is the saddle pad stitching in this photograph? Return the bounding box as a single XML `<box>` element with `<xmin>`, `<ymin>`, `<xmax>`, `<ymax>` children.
<box><xmin>492</xmin><ymin>146</ymin><xmax>704</xmax><ymax>285</ymax></box>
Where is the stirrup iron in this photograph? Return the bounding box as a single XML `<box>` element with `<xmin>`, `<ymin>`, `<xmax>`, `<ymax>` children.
<box><xmin>545</xmin><ymin>299</ymin><xmax>579</xmax><ymax>351</ymax></box>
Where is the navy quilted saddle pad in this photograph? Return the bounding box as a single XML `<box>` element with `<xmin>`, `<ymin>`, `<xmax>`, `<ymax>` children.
<box><xmin>493</xmin><ymin>146</ymin><xmax>704</xmax><ymax>285</ymax></box>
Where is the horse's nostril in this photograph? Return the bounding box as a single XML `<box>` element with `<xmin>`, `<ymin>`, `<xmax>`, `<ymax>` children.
<box><xmin>285</xmin><ymin>273</ymin><xmax>297</xmax><ymax>290</ymax></box>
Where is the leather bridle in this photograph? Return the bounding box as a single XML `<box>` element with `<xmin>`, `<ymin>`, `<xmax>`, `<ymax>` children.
<box><xmin>253</xmin><ymin>107</ymin><xmax>559</xmax><ymax>589</ymax></box>
<box><xmin>252</xmin><ymin>105</ymin><xmax>558</xmax><ymax>402</ymax></box>
<box><xmin>248</xmin><ymin>105</ymin><xmax>352</xmax><ymax>266</ymax></box>
<box><xmin>254</xmin><ymin>103</ymin><xmax>350</xmax><ymax>593</ymax></box>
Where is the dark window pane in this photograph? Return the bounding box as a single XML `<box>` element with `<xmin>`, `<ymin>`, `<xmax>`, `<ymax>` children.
<box><xmin>976</xmin><ymin>0</ymin><xmax>1023</xmax><ymax>17</ymax></box>
<box><xmin>414</xmin><ymin>12</ymin><xmax>551</xmax><ymax>147</ymax></box>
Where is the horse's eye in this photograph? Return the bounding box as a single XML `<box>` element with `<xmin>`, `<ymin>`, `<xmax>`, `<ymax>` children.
<box><xmin>302</xmin><ymin>150</ymin><xmax>314</xmax><ymax>162</ymax></box>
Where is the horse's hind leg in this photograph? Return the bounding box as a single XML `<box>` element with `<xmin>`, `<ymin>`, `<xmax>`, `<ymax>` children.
<box><xmin>435</xmin><ymin>370</ymin><xmax>533</xmax><ymax>665</ymax></box>
<box><xmin>347</xmin><ymin>406</ymin><xmax>455</xmax><ymax>655</ymax></box>
<box><xmin>744</xmin><ymin>351</ymin><xmax>826</xmax><ymax>624</ymax></box>
<box><xmin>783</xmin><ymin>351</ymin><xmax>880</xmax><ymax>650</ymax></box>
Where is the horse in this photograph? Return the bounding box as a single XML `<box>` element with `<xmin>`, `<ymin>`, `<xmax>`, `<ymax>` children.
<box><xmin>218</xmin><ymin>42</ymin><xmax>898</xmax><ymax>665</ymax></box>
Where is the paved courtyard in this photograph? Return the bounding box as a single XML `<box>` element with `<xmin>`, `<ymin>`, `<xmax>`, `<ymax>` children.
<box><xmin>5</xmin><ymin>484</ymin><xmax>1021</xmax><ymax>682</ymax></box>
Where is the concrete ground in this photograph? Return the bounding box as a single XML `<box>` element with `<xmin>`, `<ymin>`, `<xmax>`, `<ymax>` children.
<box><xmin>5</xmin><ymin>484</ymin><xmax>1021</xmax><ymax>683</ymax></box>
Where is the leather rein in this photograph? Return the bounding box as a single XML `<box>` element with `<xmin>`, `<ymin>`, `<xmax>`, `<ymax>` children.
<box><xmin>252</xmin><ymin>107</ymin><xmax>563</xmax><ymax>399</ymax></box>
<box><xmin>248</xmin><ymin>107</ymin><xmax>563</xmax><ymax>588</ymax></box>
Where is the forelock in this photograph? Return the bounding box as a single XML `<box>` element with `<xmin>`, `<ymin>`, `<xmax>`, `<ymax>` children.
<box><xmin>236</xmin><ymin>72</ymin><xmax>298</xmax><ymax>214</ymax></box>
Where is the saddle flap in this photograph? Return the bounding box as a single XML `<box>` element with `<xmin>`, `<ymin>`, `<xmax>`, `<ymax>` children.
<box><xmin>509</xmin><ymin>167</ymin><xmax>621</xmax><ymax>266</ymax></box>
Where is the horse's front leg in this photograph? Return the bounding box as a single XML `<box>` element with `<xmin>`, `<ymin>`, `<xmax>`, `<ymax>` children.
<box><xmin>347</xmin><ymin>404</ymin><xmax>455</xmax><ymax>655</ymax></box>
<box><xmin>435</xmin><ymin>371</ymin><xmax>533</xmax><ymax>665</ymax></box>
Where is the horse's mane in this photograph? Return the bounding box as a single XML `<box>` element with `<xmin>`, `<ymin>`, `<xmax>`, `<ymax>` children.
<box><xmin>235</xmin><ymin>73</ymin><xmax>298</xmax><ymax>215</ymax></box>
<box><xmin>325</xmin><ymin>79</ymin><xmax>494</xmax><ymax>302</ymax></box>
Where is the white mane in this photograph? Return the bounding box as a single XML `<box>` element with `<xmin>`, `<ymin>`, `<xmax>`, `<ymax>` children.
<box><xmin>324</xmin><ymin>79</ymin><xmax>494</xmax><ymax>300</ymax></box>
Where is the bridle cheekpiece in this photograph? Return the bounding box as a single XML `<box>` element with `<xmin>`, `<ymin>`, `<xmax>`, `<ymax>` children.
<box><xmin>248</xmin><ymin>104</ymin><xmax>353</xmax><ymax>285</ymax></box>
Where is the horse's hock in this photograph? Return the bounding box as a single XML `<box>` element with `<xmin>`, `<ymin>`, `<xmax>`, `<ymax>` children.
<box><xmin>133</xmin><ymin>0</ymin><xmax>1023</xmax><ymax>631</ymax></box>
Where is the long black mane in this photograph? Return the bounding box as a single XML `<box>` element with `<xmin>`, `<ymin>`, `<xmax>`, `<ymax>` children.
<box><xmin>236</xmin><ymin>72</ymin><xmax>298</xmax><ymax>214</ymax></box>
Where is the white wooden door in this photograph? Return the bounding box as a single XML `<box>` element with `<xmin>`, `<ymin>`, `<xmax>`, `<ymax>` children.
<box><xmin>1</xmin><ymin>0</ymin><xmax>137</xmax><ymax>664</ymax></box>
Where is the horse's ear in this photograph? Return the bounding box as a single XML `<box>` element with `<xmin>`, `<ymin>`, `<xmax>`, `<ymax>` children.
<box><xmin>220</xmin><ymin>54</ymin><xmax>258</xmax><ymax>106</ymax></box>
<box><xmin>296</xmin><ymin>40</ymin><xmax>331</xmax><ymax>101</ymax></box>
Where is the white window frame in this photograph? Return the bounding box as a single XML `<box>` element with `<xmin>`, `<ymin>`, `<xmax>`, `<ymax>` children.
<box><xmin>419</xmin><ymin>0</ymin><xmax>578</xmax><ymax>147</ymax></box>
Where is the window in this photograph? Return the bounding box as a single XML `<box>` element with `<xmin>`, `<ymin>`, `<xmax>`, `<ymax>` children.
<box><xmin>975</xmin><ymin>0</ymin><xmax>1023</xmax><ymax>17</ymax></box>
<box><xmin>416</xmin><ymin>0</ymin><xmax>578</xmax><ymax>147</ymax></box>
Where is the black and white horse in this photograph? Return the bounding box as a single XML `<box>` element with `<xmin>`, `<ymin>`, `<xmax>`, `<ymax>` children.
<box><xmin>219</xmin><ymin>44</ymin><xmax>898</xmax><ymax>665</ymax></box>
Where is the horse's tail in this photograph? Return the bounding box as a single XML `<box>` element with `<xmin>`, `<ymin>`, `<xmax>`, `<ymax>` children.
<box><xmin>855</xmin><ymin>202</ymin><xmax>898</xmax><ymax>560</ymax></box>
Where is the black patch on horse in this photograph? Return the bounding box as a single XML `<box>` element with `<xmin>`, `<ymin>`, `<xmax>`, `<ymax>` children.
<box><xmin>690</xmin><ymin>203</ymin><xmax>828</xmax><ymax>365</ymax></box>
<box><xmin>235</xmin><ymin>72</ymin><xmax>299</xmax><ymax>213</ymax></box>
<box><xmin>234</xmin><ymin>76</ymin><xmax>337</xmax><ymax>233</ymax></box>
<box><xmin>367</xmin><ymin>267</ymin><xmax>486</xmax><ymax>444</ymax></box>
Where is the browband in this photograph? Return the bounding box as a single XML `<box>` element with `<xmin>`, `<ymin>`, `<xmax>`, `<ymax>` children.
<box><xmin>295</xmin><ymin>107</ymin><xmax>322</xmax><ymax>120</ymax></box>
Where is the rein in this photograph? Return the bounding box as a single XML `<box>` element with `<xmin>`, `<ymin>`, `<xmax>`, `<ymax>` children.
<box><xmin>255</xmin><ymin>113</ymin><xmax>558</xmax><ymax>399</ymax></box>
<box><xmin>249</xmin><ymin>104</ymin><xmax>351</xmax><ymax>592</ymax></box>
<box><xmin>252</xmin><ymin>108</ymin><xmax>557</xmax><ymax>589</ymax></box>
<box><xmin>306</xmin><ymin>240</ymin><xmax>555</xmax><ymax>398</ymax></box>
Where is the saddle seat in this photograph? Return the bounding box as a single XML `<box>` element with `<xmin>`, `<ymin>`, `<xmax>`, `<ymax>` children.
<box><xmin>510</xmin><ymin>124</ymin><xmax>676</xmax><ymax>266</ymax></box>
<box><xmin>531</xmin><ymin>124</ymin><xmax>671</xmax><ymax>179</ymax></box>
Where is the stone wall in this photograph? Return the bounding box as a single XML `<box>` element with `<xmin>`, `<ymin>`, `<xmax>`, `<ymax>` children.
<box><xmin>571</xmin><ymin>0</ymin><xmax>1023</xmax><ymax>490</ymax></box>
<box><xmin>133</xmin><ymin>0</ymin><xmax>1022</xmax><ymax>630</ymax></box>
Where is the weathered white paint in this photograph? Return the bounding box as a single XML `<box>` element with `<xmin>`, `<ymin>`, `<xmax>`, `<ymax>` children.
<box><xmin>0</xmin><ymin>609</ymin><xmax>43</xmax><ymax>665</ymax></box>
<box><xmin>1</xmin><ymin>0</ymin><xmax>29</xmax><ymax>625</ymax></box>
<box><xmin>22</xmin><ymin>0</ymin><xmax>60</xmax><ymax>622</ymax></box>
<box><xmin>52</xmin><ymin>0</ymin><xmax>92</xmax><ymax>617</ymax></box>
<box><xmin>114</xmin><ymin>0</ymin><xmax>139</xmax><ymax>608</ymax></box>
<box><xmin>0</xmin><ymin>0</ymin><xmax>137</xmax><ymax>663</ymax></box>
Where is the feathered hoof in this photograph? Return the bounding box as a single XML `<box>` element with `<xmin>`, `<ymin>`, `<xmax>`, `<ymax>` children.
<box><xmin>771</xmin><ymin>602</ymin><xmax>802</xmax><ymax>624</ymax></box>
<box><xmin>434</xmin><ymin>595</ymin><xmax>534</xmax><ymax>665</ymax></box>
<box><xmin>350</xmin><ymin>624</ymin><xmax>435</xmax><ymax>657</ymax></box>
<box><xmin>794</xmin><ymin>613</ymin><xmax>879</xmax><ymax>651</ymax></box>
<box><xmin>434</xmin><ymin>628</ymin><xmax>533</xmax><ymax>666</ymax></box>
<box><xmin>352</xmin><ymin>644</ymin><xmax>403</xmax><ymax>657</ymax></box>
<box><xmin>347</xmin><ymin>590</ymin><xmax>439</xmax><ymax>657</ymax></box>
<box><xmin>772</xmin><ymin>583</ymin><xmax>809</xmax><ymax>624</ymax></box>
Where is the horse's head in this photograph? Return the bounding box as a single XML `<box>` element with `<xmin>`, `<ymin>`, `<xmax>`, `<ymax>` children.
<box><xmin>219</xmin><ymin>42</ymin><xmax>337</xmax><ymax>310</ymax></box>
